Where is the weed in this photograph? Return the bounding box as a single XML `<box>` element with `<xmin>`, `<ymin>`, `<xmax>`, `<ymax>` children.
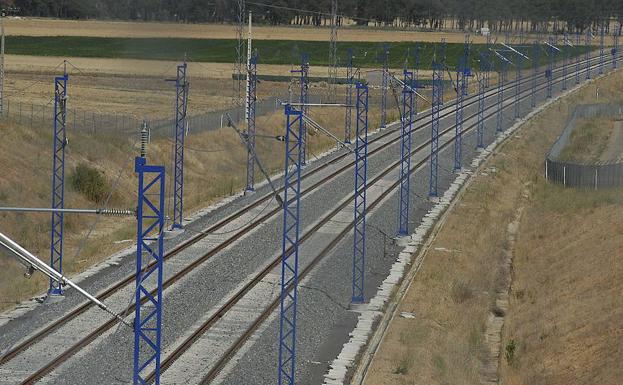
<box><xmin>505</xmin><ymin>339</ymin><xmax>517</xmax><ymax>363</ymax></box>
<box><xmin>451</xmin><ymin>280</ymin><xmax>473</xmax><ymax>304</ymax></box>
<box><xmin>70</xmin><ymin>163</ymin><xmax>110</xmax><ymax>203</ymax></box>
<box><xmin>433</xmin><ymin>354</ymin><xmax>446</xmax><ymax>372</ymax></box>
<box><xmin>393</xmin><ymin>358</ymin><xmax>409</xmax><ymax>375</ymax></box>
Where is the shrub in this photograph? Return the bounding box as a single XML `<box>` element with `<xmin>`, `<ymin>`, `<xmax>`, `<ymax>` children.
<box><xmin>451</xmin><ymin>280</ymin><xmax>473</xmax><ymax>304</ymax></box>
<box><xmin>505</xmin><ymin>339</ymin><xmax>517</xmax><ymax>363</ymax></box>
<box><xmin>70</xmin><ymin>163</ymin><xmax>110</xmax><ymax>203</ymax></box>
<box><xmin>393</xmin><ymin>359</ymin><xmax>408</xmax><ymax>375</ymax></box>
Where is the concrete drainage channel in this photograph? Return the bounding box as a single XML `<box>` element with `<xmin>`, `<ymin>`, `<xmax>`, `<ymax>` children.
<box><xmin>330</xmin><ymin>70</ymin><xmax>607</xmax><ymax>385</ymax></box>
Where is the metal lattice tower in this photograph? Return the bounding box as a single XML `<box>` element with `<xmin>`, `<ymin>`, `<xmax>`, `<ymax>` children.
<box><xmin>171</xmin><ymin>61</ymin><xmax>189</xmax><ymax>230</ymax></box>
<box><xmin>586</xmin><ymin>29</ymin><xmax>592</xmax><ymax>80</ymax></box>
<box><xmin>48</xmin><ymin>72</ymin><xmax>68</xmax><ymax>296</ymax></box>
<box><xmin>454</xmin><ymin>37</ymin><xmax>468</xmax><ymax>171</ymax></box>
<box><xmin>546</xmin><ymin>37</ymin><xmax>554</xmax><ymax>99</ymax></box>
<box><xmin>514</xmin><ymin>51</ymin><xmax>522</xmax><ymax>119</ymax></box>
<box><xmin>233</xmin><ymin>0</ymin><xmax>245</xmax><ymax>109</ymax></box>
<box><xmin>277</xmin><ymin>103</ymin><xmax>304</xmax><ymax>385</ymax></box>
<box><xmin>613</xmin><ymin>28</ymin><xmax>619</xmax><ymax>69</ymax></box>
<box><xmin>380</xmin><ymin>44</ymin><xmax>389</xmax><ymax>128</ymax></box>
<box><xmin>133</xmin><ymin>156</ymin><xmax>165</xmax><ymax>385</ymax></box>
<box><xmin>599</xmin><ymin>23</ymin><xmax>605</xmax><ymax>75</ymax></box>
<box><xmin>476</xmin><ymin>52</ymin><xmax>486</xmax><ymax>149</ymax></box>
<box><xmin>439</xmin><ymin>39</ymin><xmax>447</xmax><ymax>103</ymax></box>
<box><xmin>344</xmin><ymin>48</ymin><xmax>354</xmax><ymax>143</ymax></box>
<box><xmin>351</xmin><ymin>81</ymin><xmax>368</xmax><ymax>303</ymax></box>
<box><xmin>562</xmin><ymin>33</ymin><xmax>568</xmax><ymax>91</ymax></box>
<box><xmin>245</xmin><ymin>52</ymin><xmax>258</xmax><ymax>193</ymax></box>
<box><xmin>485</xmin><ymin>34</ymin><xmax>492</xmax><ymax>88</ymax></box>
<box><xmin>328</xmin><ymin>0</ymin><xmax>338</xmax><ymax>101</ymax></box>
<box><xmin>496</xmin><ymin>58</ymin><xmax>505</xmax><ymax>134</ymax></box>
<box><xmin>576</xmin><ymin>31</ymin><xmax>581</xmax><ymax>84</ymax></box>
<box><xmin>397</xmin><ymin>70</ymin><xmax>414</xmax><ymax>236</ymax></box>
<box><xmin>462</xmin><ymin>35</ymin><xmax>471</xmax><ymax>96</ymax></box>
<box><xmin>0</xmin><ymin>14</ymin><xmax>5</xmax><ymax>115</ymax></box>
<box><xmin>429</xmin><ymin>44</ymin><xmax>444</xmax><ymax>198</ymax></box>
<box><xmin>300</xmin><ymin>54</ymin><xmax>309</xmax><ymax>165</ymax></box>
<box><xmin>532</xmin><ymin>40</ymin><xmax>539</xmax><ymax>108</ymax></box>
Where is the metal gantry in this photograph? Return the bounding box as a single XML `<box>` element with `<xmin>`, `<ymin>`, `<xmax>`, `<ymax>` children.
<box><xmin>344</xmin><ymin>48</ymin><xmax>354</xmax><ymax>143</ymax></box>
<box><xmin>586</xmin><ymin>29</ymin><xmax>592</xmax><ymax>80</ymax></box>
<box><xmin>476</xmin><ymin>52</ymin><xmax>486</xmax><ymax>150</ymax></box>
<box><xmin>380</xmin><ymin>44</ymin><xmax>389</xmax><ymax>128</ymax></box>
<box><xmin>48</xmin><ymin>72</ymin><xmax>68</xmax><ymax>296</ymax></box>
<box><xmin>562</xmin><ymin>33</ymin><xmax>568</xmax><ymax>91</ymax></box>
<box><xmin>496</xmin><ymin>58</ymin><xmax>506</xmax><ymax>134</ymax></box>
<box><xmin>613</xmin><ymin>28</ymin><xmax>619</xmax><ymax>69</ymax></box>
<box><xmin>532</xmin><ymin>40</ymin><xmax>539</xmax><ymax>108</ymax></box>
<box><xmin>576</xmin><ymin>31</ymin><xmax>581</xmax><ymax>84</ymax></box>
<box><xmin>546</xmin><ymin>37</ymin><xmax>555</xmax><ymax>99</ymax></box>
<box><xmin>351</xmin><ymin>81</ymin><xmax>368</xmax><ymax>303</ymax></box>
<box><xmin>599</xmin><ymin>23</ymin><xmax>605</xmax><ymax>75</ymax></box>
<box><xmin>277</xmin><ymin>103</ymin><xmax>304</xmax><ymax>385</ymax></box>
<box><xmin>429</xmin><ymin>44</ymin><xmax>444</xmax><ymax>198</ymax></box>
<box><xmin>453</xmin><ymin>39</ymin><xmax>468</xmax><ymax>171</ymax></box>
<box><xmin>171</xmin><ymin>61</ymin><xmax>189</xmax><ymax>230</ymax></box>
<box><xmin>397</xmin><ymin>70</ymin><xmax>414</xmax><ymax>236</ymax></box>
<box><xmin>133</xmin><ymin>155</ymin><xmax>165</xmax><ymax>385</ymax></box>
<box><xmin>245</xmin><ymin>52</ymin><xmax>258</xmax><ymax>193</ymax></box>
<box><xmin>292</xmin><ymin>54</ymin><xmax>309</xmax><ymax>166</ymax></box>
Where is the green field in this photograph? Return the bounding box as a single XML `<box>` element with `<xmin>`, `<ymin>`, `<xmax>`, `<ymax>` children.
<box><xmin>6</xmin><ymin>36</ymin><xmax>590</xmax><ymax>70</ymax></box>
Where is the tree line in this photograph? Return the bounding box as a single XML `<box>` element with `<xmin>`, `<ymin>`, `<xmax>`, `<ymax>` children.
<box><xmin>6</xmin><ymin>0</ymin><xmax>623</xmax><ymax>34</ymax></box>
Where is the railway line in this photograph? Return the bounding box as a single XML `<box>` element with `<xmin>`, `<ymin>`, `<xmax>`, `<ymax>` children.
<box><xmin>0</xmin><ymin>52</ymin><xmax>614</xmax><ymax>385</ymax></box>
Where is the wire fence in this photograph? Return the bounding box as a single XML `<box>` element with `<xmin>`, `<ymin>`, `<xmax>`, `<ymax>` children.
<box><xmin>546</xmin><ymin>103</ymin><xmax>623</xmax><ymax>189</ymax></box>
<box><xmin>1</xmin><ymin>90</ymin><xmax>399</xmax><ymax>139</ymax></box>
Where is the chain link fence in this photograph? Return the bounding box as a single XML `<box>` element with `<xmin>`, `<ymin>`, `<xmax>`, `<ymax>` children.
<box><xmin>546</xmin><ymin>103</ymin><xmax>623</xmax><ymax>189</ymax></box>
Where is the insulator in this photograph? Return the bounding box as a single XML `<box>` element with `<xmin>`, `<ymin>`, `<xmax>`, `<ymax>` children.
<box><xmin>140</xmin><ymin>120</ymin><xmax>148</xmax><ymax>158</ymax></box>
<box><xmin>97</xmin><ymin>208</ymin><xmax>135</xmax><ymax>217</ymax></box>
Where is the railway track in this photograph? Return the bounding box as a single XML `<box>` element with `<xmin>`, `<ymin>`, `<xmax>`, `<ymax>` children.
<box><xmin>0</xmin><ymin>52</ymin><xmax>611</xmax><ymax>385</ymax></box>
<box><xmin>149</xmin><ymin>55</ymin><xmax>616</xmax><ymax>384</ymax></box>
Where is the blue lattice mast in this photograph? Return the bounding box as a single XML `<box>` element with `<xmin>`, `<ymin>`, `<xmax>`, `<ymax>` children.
<box><xmin>351</xmin><ymin>81</ymin><xmax>368</xmax><ymax>303</ymax></box>
<box><xmin>485</xmin><ymin>34</ymin><xmax>492</xmax><ymax>88</ymax></box>
<box><xmin>514</xmin><ymin>51</ymin><xmax>523</xmax><ymax>119</ymax></box>
<box><xmin>48</xmin><ymin>70</ymin><xmax>68</xmax><ymax>296</ymax></box>
<box><xmin>245</xmin><ymin>51</ymin><xmax>258</xmax><ymax>193</ymax></box>
<box><xmin>296</xmin><ymin>53</ymin><xmax>310</xmax><ymax>166</ymax></box>
<box><xmin>613</xmin><ymin>26</ymin><xmax>619</xmax><ymax>69</ymax></box>
<box><xmin>397</xmin><ymin>70</ymin><xmax>414</xmax><ymax>236</ymax></box>
<box><xmin>453</xmin><ymin>36</ymin><xmax>468</xmax><ymax>171</ymax></box>
<box><xmin>476</xmin><ymin>52</ymin><xmax>486</xmax><ymax>150</ymax></box>
<box><xmin>462</xmin><ymin>35</ymin><xmax>471</xmax><ymax>96</ymax></box>
<box><xmin>344</xmin><ymin>48</ymin><xmax>354</xmax><ymax>143</ymax></box>
<box><xmin>495</xmin><ymin>57</ymin><xmax>506</xmax><ymax>134</ymax></box>
<box><xmin>546</xmin><ymin>37</ymin><xmax>555</xmax><ymax>99</ymax></box>
<box><xmin>576</xmin><ymin>31</ymin><xmax>581</xmax><ymax>84</ymax></box>
<box><xmin>586</xmin><ymin>29</ymin><xmax>592</xmax><ymax>80</ymax></box>
<box><xmin>133</xmin><ymin>142</ymin><xmax>165</xmax><ymax>385</ymax></box>
<box><xmin>277</xmin><ymin>103</ymin><xmax>304</xmax><ymax>385</ymax></box>
<box><xmin>562</xmin><ymin>33</ymin><xmax>568</xmax><ymax>91</ymax></box>
<box><xmin>380</xmin><ymin>44</ymin><xmax>389</xmax><ymax>128</ymax></box>
<box><xmin>429</xmin><ymin>41</ymin><xmax>445</xmax><ymax>198</ymax></box>
<box><xmin>532</xmin><ymin>40</ymin><xmax>539</xmax><ymax>108</ymax></box>
<box><xmin>171</xmin><ymin>60</ymin><xmax>189</xmax><ymax>230</ymax></box>
<box><xmin>599</xmin><ymin>22</ymin><xmax>605</xmax><ymax>75</ymax></box>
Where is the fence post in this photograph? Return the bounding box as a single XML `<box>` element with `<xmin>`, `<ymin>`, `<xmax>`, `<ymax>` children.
<box><xmin>545</xmin><ymin>159</ymin><xmax>548</xmax><ymax>180</ymax></box>
<box><xmin>595</xmin><ymin>168</ymin><xmax>598</xmax><ymax>190</ymax></box>
<box><xmin>563</xmin><ymin>165</ymin><xmax>566</xmax><ymax>187</ymax></box>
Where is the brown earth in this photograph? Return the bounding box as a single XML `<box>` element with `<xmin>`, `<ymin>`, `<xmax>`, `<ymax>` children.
<box><xmin>360</xmin><ymin>70</ymin><xmax>623</xmax><ymax>384</ymax></box>
<box><xmin>4</xmin><ymin>17</ymin><xmax>495</xmax><ymax>43</ymax></box>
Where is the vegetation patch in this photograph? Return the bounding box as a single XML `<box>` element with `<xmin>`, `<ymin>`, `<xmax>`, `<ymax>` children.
<box><xmin>69</xmin><ymin>163</ymin><xmax>111</xmax><ymax>203</ymax></box>
<box><xmin>558</xmin><ymin>118</ymin><xmax>614</xmax><ymax>163</ymax></box>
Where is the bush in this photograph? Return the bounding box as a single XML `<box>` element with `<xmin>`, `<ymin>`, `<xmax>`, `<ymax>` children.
<box><xmin>70</xmin><ymin>163</ymin><xmax>110</xmax><ymax>203</ymax></box>
<box><xmin>451</xmin><ymin>280</ymin><xmax>473</xmax><ymax>304</ymax></box>
<box><xmin>505</xmin><ymin>339</ymin><xmax>517</xmax><ymax>363</ymax></box>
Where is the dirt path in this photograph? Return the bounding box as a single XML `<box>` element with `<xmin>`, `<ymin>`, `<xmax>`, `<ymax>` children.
<box><xmin>600</xmin><ymin>120</ymin><xmax>623</xmax><ymax>161</ymax></box>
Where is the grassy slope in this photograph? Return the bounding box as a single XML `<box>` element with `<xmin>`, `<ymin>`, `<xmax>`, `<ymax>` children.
<box><xmin>362</xmin><ymin>70</ymin><xmax>623</xmax><ymax>383</ymax></box>
<box><xmin>558</xmin><ymin>118</ymin><xmax>614</xmax><ymax>163</ymax></box>
<box><xmin>5</xmin><ymin>36</ymin><xmax>589</xmax><ymax>69</ymax></box>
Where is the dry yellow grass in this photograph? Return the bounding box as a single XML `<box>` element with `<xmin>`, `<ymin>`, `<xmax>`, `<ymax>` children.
<box><xmin>5</xmin><ymin>17</ymin><xmax>494</xmax><ymax>43</ymax></box>
<box><xmin>0</xmin><ymin>102</ymin><xmax>385</xmax><ymax>311</ymax></box>
<box><xmin>361</xmin><ymin>70</ymin><xmax>623</xmax><ymax>384</ymax></box>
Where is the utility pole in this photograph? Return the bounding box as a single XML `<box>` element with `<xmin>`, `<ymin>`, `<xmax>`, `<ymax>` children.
<box><xmin>599</xmin><ymin>22</ymin><xmax>605</xmax><ymax>75</ymax></box>
<box><xmin>397</xmin><ymin>70</ymin><xmax>414</xmax><ymax>236</ymax></box>
<box><xmin>48</xmin><ymin>68</ymin><xmax>68</xmax><ymax>297</ymax></box>
<box><xmin>586</xmin><ymin>29</ymin><xmax>592</xmax><ymax>80</ymax></box>
<box><xmin>344</xmin><ymin>48</ymin><xmax>354</xmax><ymax>143</ymax></box>
<box><xmin>454</xmin><ymin>36</ymin><xmax>468</xmax><ymax>172</ymax></box>
<box><xmin>496</xmin><ymin>57</ymin><xmax>506</xmax><ymax>133</ymax></box>
<box><xmin>351</xmin><ymin>81</ymin><xmax>368</xmax><ymax>303</ymax></box>
<box><xmin>476</xmin><ymin>52</ymin><xmax>486</xmax><ymax>150</ymax></box>
<box><xmin>0</xmin><ymin>12</ymin><xmax>5</xmax><ymax>115</ymax></box>
<box><xmin>133</xmin><ymin>133</ymin><xmax>165</xmax><ymax>385</ymax></box>
<box><xmin>234</xmin><ymin>0</ymin><xmax>245</xmax><ymax>111</ymax></box>
<box><xmin>170</xmin><ymin>61</ymin><xmax>189</xmax><ymax>230</ymax></box>
<box><xmin>532</xmin><ymin>40</ymin><xmax>539</xmax><ymax>108</ymax></box>
<box><xmin>245</xmin><ymin>12</ymin><xmax>257</xmax><ymax>193</ymax></box>
<box><xmin>328</xmin><ymin>0</ymin><xmax>338</xmax><ymax>102</ymax></box>
<box><xmin>277</xmin><ymin>103</ymin><xmax>304</xmax><ymax>385</ymax></box>
<box><xmin>429</xmin><ymin>40</ymin><xmax>445</xmax><ymax>198</ymax></box>
<box><xmin>380</xmin><ymin>44</ymin><xmax>389</xmax><ymax>128</ymax></box>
